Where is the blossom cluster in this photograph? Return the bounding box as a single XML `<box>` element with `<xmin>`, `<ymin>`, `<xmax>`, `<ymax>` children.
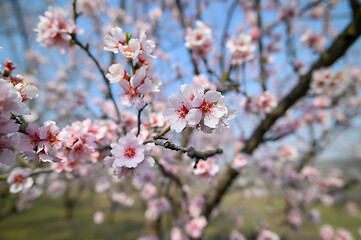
<box><xmin>35</xmin><ymin>6</ymin><xmax>79</xmax><ymax>53</ymax></box>
<box><xmin>311</xmin><ymin>68</ymin><xmax>346</xmax><ymax>96</ymax></box>
<box><xmin>164</xmin><ymin>84</ymin><xmax>235</xmax><ymax>133</ymax></box>
<box><xmin>104</xmin><ymin>27</ymin><xmax>161</xmax><ymax>109</ymax></box>
<box><xmin>319</xmin><ymin>225</ymin><xmax>354</xmax><ymax>240</ymax></box>
<box><xmin>185</xmin><ymin>21</ymin><xmax>213</xmax><ymax>58</ymax></box>
<box><xmin>241</xmin><ymin>91</ymin><xmax>278</xmax><ymax>115</ymax></box>
<box><xmin>105</xmin><ymin>133</ymin><xmax>154</xmax><ymax>179</ymax></box>
<box><xmin>0</xmin><ymin>61</ymin><xmax>39</xmax><ymax>166</ymax></box>
<box><xmin>227</xmin><ymin>33</ymin><xmax>256</xmax><ymax>65</ymax></box>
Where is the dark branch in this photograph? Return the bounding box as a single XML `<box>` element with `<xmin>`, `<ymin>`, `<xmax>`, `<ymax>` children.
<box><xmin>137</xmin><ymin>103</ymin><xmax>148</xmax><ymax>136</ymax></box>
<box><xmin>202</xmin><ymin>6</ymin><xmax>361</xmax><ymax>220</ymax></box>
<box><xmin>154</xmin><ymin>140</ymin><xmax>223</xmax><ymax>168</ymax></box>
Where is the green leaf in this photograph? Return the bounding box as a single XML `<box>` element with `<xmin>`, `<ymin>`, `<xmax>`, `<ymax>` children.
<box><xmin>126</xmin><ymin>32</ymin><xmax>132</xmax><ymax>44</ymax></box>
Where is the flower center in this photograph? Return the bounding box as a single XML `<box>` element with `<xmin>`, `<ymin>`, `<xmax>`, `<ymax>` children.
<box><xmin>14</xmin><ymin>174</ymin><xmax>25</xmax><ymax>183</ymax></box>
<box><xmin>128</xmin><ymin>87</ymin><xmax>138</xmax><ymax>97</ymax></box>
<box><xmin>176</xmin><ymin>105</ymin><xmax>189</xmax><ymax>119</ymax></box>
<box><xmin>122</xmin><ymin>46</ymin><xmax>135</xmax><ymax>59</ymax></box>
<box><xmin>124</xmin><ymin>148</ymin><xmax>136</xmax><ymax>159</ymax></box>
<box><xmin>199</xmin><ymin>99</ymin><xmax>213</xmax><ymax>114</ymax></box>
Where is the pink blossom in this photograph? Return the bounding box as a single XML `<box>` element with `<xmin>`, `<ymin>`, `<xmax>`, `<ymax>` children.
<box><xmin>112</xmin><ymin>192</ymin><xmax>134</xmax><ymax>206</ymax></box>
<box><xmin>187</xmin><ymin>90</ymin><xmax>228</xmax><ymax>128</ymax></box>
<box><xmin>94</xmin><ymin>177</ymin><xmax>110</xmax><ymax>193</ymax></box>
<box><xmin>288</xmin><ymin>208</ymin><xmax>302</xmax><ymax>227</ymax></box>
<box><xmin>249</xmin><ymin>27</ymin><xmax>262</xmax><ymax>41</ymax></box>
<box><xmin>301</xmin><ymin>29</ymin><xmax>326</xmax><ymax>53</ymax></box>
<box><xmin>149</xmin><ymin>8</ymin><xmax>162</xmax><ymax>21</ymax></box>
<box><xmin>320</xmin><ymin>225</ymin><xmax>335</xmax><ymax>240</ymax></box>
<box><xmin>301</xmin><ymin>166</ymin><xmax>320</xmax><ymax>183</ymax></box>
<box><xmin>104</xmin><ymin>27</ymin><xmax>126</xmax><ymax>53</ymax></box>
<box><xmin>335</xmin><ymin>228</ymin><xmax>354</xmax><ymax>240</ymax></box>
<box><xmin>278</xmin><ymin>145</ymin><xmax>298</xmax><ymax>162</ymax></box>
<box><xmin>140</xmin><ymin>183</ymin><xmax>157</xmax><ymax>200</ymax></box>
<box><xmin>15</xmin><ymin>82</ymin><xmax>39</xmax><ymax>103</ymax></box>
<box><xmin>0</xmin><ymin>133</ymin><xmax>19</xmax><ymax>166</ymax></box>
<box><xmin>111</xmin><ymin>133</ymin><xmax>145</xmax><ymax>168</ymax></box>
<box><xmin>193</xmin><ymin>158</ymin><xmax>219</xmax><ymax>178</ymax></box>
<box><xmin>256</xmin><ymin>91</ymin><xmax>277</xmax><ymax>114</ymax></box>
<box><xmin>0</xmin><ymin>79</ymin><xmax>30</xmax><ymax>119</ymax></box>
<box><xmin>189</xmin><ymin>197</ymin><xmax>204</xmax><ymax>217</ymax></box>
<box><xmin>257</xmin><ymin>229</ymin><xmax>280</xmax><ymax>240</ymax></box>
<box><xmin>93</xmin><ymin>211</ymin><xmax>105</xmax><ymax>224</ymax></box>
<box><xmin>171</xmin><ymin>227</ymin><xmax>189</xmax><ymax>240</ymax></box>
<box><xmin>19</xmin><ymin>121</ymin><xmax>62</xmax><ymax>163</ymax></box>
<box><xmin>112</xmin><ymin>156</ymin><xmax>155</xmax><ymax>180</ymax></box>
<box><xmin>139</xmin><ymin>29</ymin><xmax>156</xmax><ymax>54</ymax></box>
<box><xmin>227</xmin><ymin>34</ymin><xmax>256</xmax><ymax>65</ymax></box>
<box><xmin>164</xmin><ymin>92</ymin><xmax>193</xmax><ymax>133</ymax></box>
<box><xmin>7</xmin><ymin>168</ymin><xmax>34</xmax><ymax>193</ymax></box>
<box><xmin>185</xmin><ymin>21</ymin><xmax>213</xmax><ymax>58</ymax></box>
<box><xmin>106</xmin><ymin>64</ymin><xmax>126</xmax><ymax>83</ymax></box>
<box><xmin>35</xmin><ymin>7</ymin><xmax>77</xmax><ymax>53</ymax></box>
<box><xmin>58</xmin><ymin>119</ymin><xmax>97</xmax><ymax>163</ymax></box>
<box><xmin>232</xmin><ymin>154</ymin><xmax>248</xmax><ymax>171</ymax></box>
<box><xmin>311</xmin><ymin>69</ymin><xmax>345</xmax><ymax>96</ymax></box>
<box><xmin>278</xmin><ymin>5</ymin><xmax>297</xmax><ymax>21</ymax></box>
<box><xmin>120</xmin><ymin>38</ymin><xmax>141</xmax><ymax>60</ymax></box>
<box><xmin>119</xmin><ymin>66</ymin><xmax>156</xmax><ymax>109</ymax></box>
<box><xmin>185</xmin><ymin>216</ymin><xmax>207</xmax><ymax>239</ymax></box>
<box><xmin>78</xmin><ymin>0</ymin><xmax>107</xmax><ymax>16</ymax></box>
<box><xmin>0</xmin><ymin>117</ymin><xmax>19</xmax><ymax>134</ymax></box>
<box><xmin>145</xmin><ymin>197</ymin><xmax>170</xmax><ymax>220</ymax></box>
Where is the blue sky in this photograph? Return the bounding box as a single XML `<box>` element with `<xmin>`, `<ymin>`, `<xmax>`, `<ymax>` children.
<box><xmin>1</xmin><ymin>0</ymin><xmax>360</xmax><ymax>161</ymax></box>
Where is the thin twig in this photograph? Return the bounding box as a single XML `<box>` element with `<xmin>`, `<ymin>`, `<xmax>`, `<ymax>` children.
<box><xmin>154</xmin><ymin>140</ymin><xmax>223</xmax><ymax>168</ymax></box>
<box><xmin>137</xmin><ymin>103</ymin><xmax>148</xmax><ymax>136</ymax></box>
<box><xmin>71</xmin><ymin>0</ymin><xmax>121</xmax><ymax>123</ymax></box>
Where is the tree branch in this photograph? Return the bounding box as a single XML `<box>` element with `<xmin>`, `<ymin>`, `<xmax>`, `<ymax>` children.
<box><xmin>154</xmin><ymin>140</ymin><xmax>223</xmax><ymax>168</ymax></box>
<box><xmin>201</xmin><ymin>6</ymin><xmax>361</xmax><ymax>219</ymax></box>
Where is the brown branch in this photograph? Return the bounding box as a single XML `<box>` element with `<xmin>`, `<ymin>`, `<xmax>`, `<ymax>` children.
<box><xmin>154</xmin><ymin>140</ymin><xmax>223</xmax><ymax>168</ymax></box>
<box><xmin>201</xmin><ymin>6</ymin><xmax>361</xmax><ymax>219</ymax></box>
<box><xmin>137</xmin><ymin>103</ymin><xmax>148</xmax><ymax>136</ymax></box>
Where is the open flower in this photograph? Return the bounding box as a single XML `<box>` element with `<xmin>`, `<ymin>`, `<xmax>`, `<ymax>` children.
<box><xmin>104</xmin><ymin>27</ymin><xmax>126</xmax><ymax>53</ymax></box>
<box><xmin>227</xmin><ymin>33</ymin><xmax>256</xmax><ymax>65</ymax></box>
<box><xmin>35</xmin><ymin>7</ymin><xmax>77</xmax><ymax>53</ymax></box>
<box><xmin>0</xmin><ymin>79</ymin><xmax>30</xmax><ymax>119</ymax></box>
<box><xmin>111</xmin><ymin>133</ymin><xmax>145</xmax><ymax>168</ymax></box>
<box><xmin>163</xmin><ymin>93</ymin><xmax>193</xmax><ymax>133</ymax></box>
<box><xmin>232</xmin><ymin>154</ymin><xmax>248</xmax><ymax>171</ymax></box>
<box><xmin>106</xmin><ymin>64</ymin><xmax>126</xmax><ymax>83</ymax></box>
<box><xmin>185</xmin><ymin>216</ymin><xmax>207</xmax><ymax>239</ymax></box>
<box><xmin>7</xmin><ymin>168</ymin><xmax>34</xmax><ymax>193</ymax></box>
<box><xmin>187</xmin><ymin>90</ymin><xmax>227</xmax><ymax>128</ymax></box>
<box><xmin>120</xmin><ymin>39</ymin><xmax>141</xmax><ymax>60</ymax></box>
<box><xmin>139</xmin><ymin>29</ymin><xmax>156</xmax><ymax>54</ymax></box>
